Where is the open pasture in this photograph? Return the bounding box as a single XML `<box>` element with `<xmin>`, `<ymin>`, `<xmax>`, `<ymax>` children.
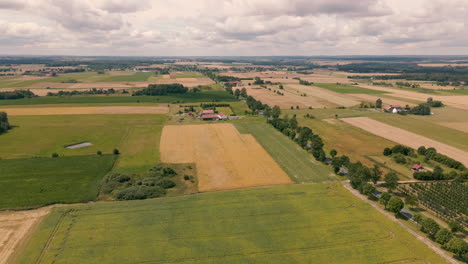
<box><xmin>235</xmin><ymin>123</ymin><xmax>333</xmax><ymax>183</ymax></box>
<box><xmin>341</xmin><ymin>117</ymin><xmax>468</xmax><ymax>167</ymax></box>
<box><xmin>313</xmin><ymin>83</ymin><xmax>387</xmax><ymax>94</ymax></box>
<box><xmin>17</xmin><ymin>183</ymin><xmax>447</xmax><ymax>264</ymax></box>
<box><xmin>160</xmin><ymin>123</ymin><xmax>292</xmax><ymax>191</ymax></box>
<box><xmin>0</xmin><ymin>115</ymin><xmax>166</xmax><ymax>173</ymax></box>
<box><xmin>0</xmin><ymin>155</ymin><xmax>116</xmax><ymax>210</ymax></box>
<box><xmin>0</xmin><ymin>106</ymin><xmax>169</xmax><ymax>115</ymax></box>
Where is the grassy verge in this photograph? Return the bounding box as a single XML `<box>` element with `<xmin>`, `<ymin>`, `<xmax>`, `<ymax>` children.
<box><xmin>235</xmin><ymin>122</ymin><xmax>333</xmax><ymax>183</ymax></box>
<box><xmin>0</xmin><ymin>155</ymin><xmax>116</xmax><ymax>210</ymax></box>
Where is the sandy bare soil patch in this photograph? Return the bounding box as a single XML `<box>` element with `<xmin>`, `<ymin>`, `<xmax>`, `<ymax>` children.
<box><xmin>287</xmin><ymin>84</ymin><xmax>360</xmax><ymax>107</ymax></box>
<box><xmin>160</xmin><ymin>124</ymin><xmax>292</xmax><ymax>192</ymax></box>
<box><xmin>0</xmin><ymin>207</ymin><xmax>51</xmax><ymax>264</ymax></box>
<box><xmin>349</xmin><ymin>94</ymin><xmax>416</xmax><ymax>106</ymax></box>
<box><xmin>244</xmin><ymin>86</ymin><xmax>335</xmax><ymax>109</ymax></box>
<box><xmin>0</xmin><ymin>106</ymin><xmax>169</xmax><ymax>116</ymax></box>
<box><xmin>342</xmin><ymin>117</ymin><xmax>468</xmax><ymax>167</ymax></box>
<box><xmin>358</xmin><ymin>84</ymin><xmax>468</xmax><ymax>110</ymax></box>
<box><xmin>437</xmin><ymin>122</ymin><xmax>468</xmax><ymax>133</ymax></box>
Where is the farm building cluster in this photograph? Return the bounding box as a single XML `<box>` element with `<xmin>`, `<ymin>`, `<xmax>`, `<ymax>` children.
<box><xmin>199</xmin><ymin>109</ymin><xmax>228</xmax><ymax>121</ymax></box>
<box><xmin>383</xmin><ymin>105</ymin><xmax>405</xmax><ymax>114</ymax></box>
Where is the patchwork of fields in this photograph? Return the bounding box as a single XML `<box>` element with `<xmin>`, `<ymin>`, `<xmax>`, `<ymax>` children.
<box><xmin>17</xmin><ymin>184</ymin><xmax>447</xmax><ymax>264</ymax></box>
<box><xmin>160</xmin><ymin>124</ymin><xmax>292</xmax><ymax>191</ymax></box>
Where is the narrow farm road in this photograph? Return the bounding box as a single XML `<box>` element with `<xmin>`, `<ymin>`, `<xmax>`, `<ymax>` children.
<box><xmin>342</xmin><ymin>182</ymin><xmax>460</xmax><ymax>264</ymax></box>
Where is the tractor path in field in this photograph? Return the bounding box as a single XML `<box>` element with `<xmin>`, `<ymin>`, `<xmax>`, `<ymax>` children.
<box><xmin>341</xmin><ymin>117</ymin><xmax>468</xmax><ymax>167</ymax></box>
<box><xmin>343</xmin><ymin>182</ymin><xmax>458</xmax><ymax>264</ymax></box>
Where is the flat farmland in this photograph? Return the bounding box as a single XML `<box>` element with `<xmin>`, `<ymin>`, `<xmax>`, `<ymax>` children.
<box><xmin>349</xmin><ymin>93</ymin><xmax>417</xmax><ymax>107</ymax></box>
<box><xmin>0</xmin><ymin>115</ymin><xmax>166</xmax><ymax>167</ymax></box>
<box><xmin>285</xmin><ymin>84</ymin><xmax>360</xmax><ymax>107</ymax></box>
<box><xmin>341</xmin><ymin>117</ymin><xmax>468</xmax><ymax>167</ymax></box>
<box><xmin>235</xmin><ymin>123</ymin><xmax>333</xmax><ymax>183</ymax></box>
<box><xmin>160</xmin><ymin>124</ymin><xmax>292</xmax><ymax>191</ymax></box>
<box><xmin>0</xmin><ymin>155</ymin><xmax>116</xmax><ymax>210</ymax></box>
<box><xmin>17</xmin><ymin>184</ymin><xmax>447</xmax><ymax>264</ymax></box>
<box><xmin>0</xmin><ymin>106</ymin><xmax>168</xmax><ymax>115</ymax></box>
<box><xmin>244</xmin><ymin>86</ymin><xmax>336</xmax><ymax>109</ymax></box>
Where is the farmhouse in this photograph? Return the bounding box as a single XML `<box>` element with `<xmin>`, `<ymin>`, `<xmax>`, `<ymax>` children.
<box><xmin>199</xmin><ymin>109</ymin><xmax>227</xmax><ymax>121</ymax></box>
<box><xmin>411</xmin><ymin>164</ymin><xmax>424</xmax><ymax>171</ymax></box>
<box><xmin>383</xmin><ymin>105</ymin><xmax>404</xmax><ymax>114</ymax></box>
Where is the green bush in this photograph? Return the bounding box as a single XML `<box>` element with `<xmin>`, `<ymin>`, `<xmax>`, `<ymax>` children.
<box><xmin>435</xmin><ymin>228</ymin><xmax>453</xmax><ymax>245</ymax></box>
<box><xmin>114</xmin><ymin>185</ymin><xmax>166</xmax><ymax>200</ymax></box>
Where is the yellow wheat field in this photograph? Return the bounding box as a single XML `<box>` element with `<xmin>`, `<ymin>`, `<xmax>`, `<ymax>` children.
<box><xmin>160</xmin><ymin>124</ymin><xmax>292</xmax><ymax>192</ymax></box>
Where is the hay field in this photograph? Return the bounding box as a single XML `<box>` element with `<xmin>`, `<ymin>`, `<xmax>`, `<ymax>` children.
<box><xmin>160</xmin><ymin>124</ymin><xmax>292</xmax><ymax>191</ymax></box>
<box><xmin>0</xmin><ymin>106</ymin><xmax>169</xmax><ymax>115</ymax></box>
<box><xmin>349</xmin><ymin>94</ymin><xmax>417</xmax><ymax>106</ymax></box>
<box><xmin>341</xmin><ymin>117</ymin><xmax>468</xmax><ymax>167</ymax></box>
<box><xmin>286</xmin><ymin>84</ymin><xmax>360</xmax><ymax>107</ymax></box>
<box><xmin>358</xmin><ymin>84</ymin><xmax>468</xmax><ymax>110</ymax></box>
<box><xmin>244</xmin><ymin>86</ymin><xmax>335</xmax><ymax>109</ymax></box>
<box><xmin>17</xmin><ymin>184</ymin><xmax>447</xmax><ymax>264</ymax></box>
<box><xmin>0</xmin><ymin>207</ymin><xmax>51</xmax><ymax>264</ymax></box>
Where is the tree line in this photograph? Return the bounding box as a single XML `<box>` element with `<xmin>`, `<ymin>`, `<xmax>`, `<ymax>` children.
<box><xmin>133</xmin><ymin>84</ymin><xmax>188</xmax><ymax>96</ymax></box>
<box><xmin>47</xmin><ymin>88</ymin><xmax>119</xmax><ymax>96</ymax></box>
<box><xmin>0</xmin><ymin>90</ymin><xmax>36</xmax><ymax>100</ymax></box>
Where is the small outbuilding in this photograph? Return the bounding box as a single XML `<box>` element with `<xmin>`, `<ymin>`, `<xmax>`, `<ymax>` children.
<box><xmin>411</xmin><ymin>164</ymin><xmax>424</xmax><ymax>171</ymax></box>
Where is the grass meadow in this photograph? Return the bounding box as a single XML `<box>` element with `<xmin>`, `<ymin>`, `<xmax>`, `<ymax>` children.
<box><xmin>0</xmin><ymin>114</ymin><xmax>166</xmax><ymax>173</ymax></box>
<box><xmin>235</xmin><ymin>122</ymin><xmax>333</xmax><ymax>183</ymax></box>
<box><xmin>18</xmin><ymin>183</ymin><xmax>447</xmax><ymax>264</ymax></box>
<box><xmin>0</xmin><ymin>155</ymin><xmax>116</xmax><ymax>209</ymax></box>
<box><xmin>0</xmin><ymin>91</ymin><xmax>237</xmax><ymax>105</ymax></box>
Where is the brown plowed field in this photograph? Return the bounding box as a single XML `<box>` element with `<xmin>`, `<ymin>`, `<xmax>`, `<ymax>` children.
<box><xmin>0</xmin><ymin>207</ymin><xmax>51</xmax><ymax>264</ymax></box>
<box><xmin>341</xmin><ymin>117</ymin><xmax>468</xmax><ymax>167</ymax></box>
<box><xmin>160</xmin><ymin>124</ymin><xmax>292</xmax><ymax>192</ymax></box>
<box><xmin>0</xmin><ymin>106</ymin><xmax>169</xmax><ymax>116</ymax></box>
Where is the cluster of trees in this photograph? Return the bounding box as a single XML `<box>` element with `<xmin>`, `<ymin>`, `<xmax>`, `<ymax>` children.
<box><xmin>383</xmin><ymin>144</ymin><xmax>415</xmax><ymax>157</ymax></box>
<box><xmin>0</xmin><ymin>112</ymin><xmax>10</xmax><ymax>134</ymax></box>
<box><xmin>410</xmin><ymin>103</ymin><xmax>432</xmax><ymax>115</ymax></box>
<box><xmin>133</xmin><ymin>84</ymin><xmax>188</xmax><ymax>96</ymax></box>
<box><xmin>253</xmin><ymin>77</ymin><xmax>264</xmax><ymax>85</ymax></box>
<box><xmin>100</xmin><ymin>165</ymin><xmax>177</xmax><ymax>200</ymax></box>
<box><xmin>216</xmin><ymin>75</ymin><xmax>241</xmax><ymax>82</ymax></box>
<box><xmin>47</xmin><ymin>88</ymin><xmax>118</xmax><ymax>96</ymax></box>
<box><xmin>426</xmin><ymin>97</ymin><xmax>444</xmax><ymax>107</ymax></box>
<box><xmin>418</xmin><ymin>146</ymin><xmax>466</xmax><ymax>171</ymax></box>
<box><xmin>396</xmin><ymin>81</ymin><xmax>421</xmax><ymax>88</ymax></box>
<box><xmin>200</xmin><ymin>103</ymin><xmax>230</xmax><ymax>108</ymax></box>
<box><xmin>379</xmin><ymin>192</ymin><xmax>405</xmax><ymax>214</ymax></box>
<box><xmin>0</xmin><ymin>89</ymin><xmax>36</xmax><ymax>100</ymax></box>
<box><xmin>246</xmin><ymin>96</ymin><xmax>270</xmax><ymax>114</ymax></box>
<box><xmin>412</xmin><ymin>214</ymin><xmax>467</xmax><ymax>261</ymax></box>
<box><xmin>268</xmin><ymin>113</ymin><xmax>328</xmax><ymax>163</ymax></box>
<box><xmin>295</xmin><ymin>78</ymin><xmax>313</xmax><ymax>86</ymax></box>
<box><xmin>234</xmin><ymin>88</ymin><xmax>247</xmax><ymax>98</ymax></box>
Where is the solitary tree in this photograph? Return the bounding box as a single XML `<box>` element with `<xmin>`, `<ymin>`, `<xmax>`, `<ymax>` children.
<box><xmin>330</xmin><ymin>149</ymin><xmax>337</xmax><ymax>158</ymax></box>
<box><xmin>371</xmin><ymin>165</ymin><xmax>382</xmax><ymax>183</ymax></box>
<box><xmin>387</xmin><ymin>196</ymin><xmax>404</xmax><ymax>215</ymax></box>
<box><xmin>379</xmin><ymin>192</ymin><xmax>392</xmax><ymax>208</ymax></box>
<box><xmin>240</xmin><ymin>88</ymin><xmax>247</xmax><ymax>98</ymax></box>
<box><xmin>234</xmin><ymin>89</ymin><xmax>240</xmax><ymax>97</ymax></box>
<box><xmin>376</xmin><ymin>98</ymin><xmax>383</xmax><ymax>108</ymax></box>
<box><xmin>384</xmin><ymin>172</ymin><xmax>399</xmax><ymax>192</ymax></box>
<box><xmin>113</xmin><ymin>148</ymin><xmax>120</xmax><ymax>155</ymax></box>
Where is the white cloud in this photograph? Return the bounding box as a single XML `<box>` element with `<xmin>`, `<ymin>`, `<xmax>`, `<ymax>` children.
<box><xmin>0</xmin><ymin>0</ymin><xmax>466</xmax><ymax>55</ymax></box>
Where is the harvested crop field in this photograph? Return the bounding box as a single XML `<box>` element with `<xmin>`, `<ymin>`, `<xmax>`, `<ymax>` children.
<box><xmin>160</xmin><ymin>124</ymin><xmax>292</xmax><ymax>191</ymax></box>
<box><xmin>349</xmin><ymin>94</ymin><xmax>416</xmax><ymax>106</ymax></box>
<box><xmin>286</xmin><ymin>84</ymin><xmax>360</xmax><ymax>107</ymax></box>
<box><xmin>0</xmin><ymin>207</ymin><xmax>51</xmax><ymax>264</ymax></box>
<box><xmin>244</xmin><ymin>86</ymin><xmax>334</xmax><ymax>109</ymax></box>
<box><xmin>341</xmin><ymin>117</ymin><xmax>468</xmax><ymax>167</ymax></box>
<box><xmin>0</xmin><ymin>106</ymin><xmax>169</xmax><ymax>115</ymax></box>
<box><xmin>437</xmin><ymin>122</ymin><xmax>468</xmax><ymax>133</ymax></box>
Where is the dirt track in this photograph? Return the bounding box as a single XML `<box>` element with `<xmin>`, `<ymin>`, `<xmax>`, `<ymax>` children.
<box><xmin>0</xmin><ymin>207</ymin><xmax>51</xmax><ymax>264</ymax></box>
<box><xmin>342</xmin><ymin>182</ymin><xmax>457</xmax><ymax>264</ymax></box>
<box><xmin>0</xmin><ymin>106</ymin><xmax>169</xmax><ymax>116</ymax></box>
<box><xmin>341</xmin><ymin>117</ymin><xmax>468</xmax><ymax>167</ymax></box>
<box><xmin>160</xmin><ymin>124</ymin><xmax>292</xmax><ymax>192</ymax></box>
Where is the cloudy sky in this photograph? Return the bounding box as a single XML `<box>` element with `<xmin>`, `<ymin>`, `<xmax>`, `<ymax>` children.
<box><xmin>0</xmin><ymin>0</ymin><xmax>467</xmax><ymax>56</ymax></box>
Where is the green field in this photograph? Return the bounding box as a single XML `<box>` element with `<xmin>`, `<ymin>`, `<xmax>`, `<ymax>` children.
<box><xmin>0</xmin><ymin>155</ymin><xmax>116</xmax><ymax>209</ymax></box>
<box><xmin>315</xmin><ymin>83</ymin><xmax>388</xmax><ymax>94</ymax></box>
<box><xmin>235</xmin><ymin>122</ymin><xmax>333</xmax><ymax>183</ymax></box>
<box><xmin>174</xmin><ymin>72</ymin><xmax>205</xmax><ymax>78</ymax></box>
<box><xmin>0</xmin><ymin>91</ymin><xmax>237</xmax><ymax>105</ymax></box>
<box><xmin>94</xmin><ymin>72</ymin><xmax>154</xmax><ymax>82</ymax></box>
<box><xmin>371</xmin><ymin>114</ymin><xmax>468</xmax><ymax>152</ymax></box>
<box><xmin>0</xmin><ymin>115</ymin><xmax>166</xmax><ymax>172</ymax></box>
<box><xmin>18</xmin><ymin>183</ymin><xmax>446</xmax><ymax>264</ymax></box>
